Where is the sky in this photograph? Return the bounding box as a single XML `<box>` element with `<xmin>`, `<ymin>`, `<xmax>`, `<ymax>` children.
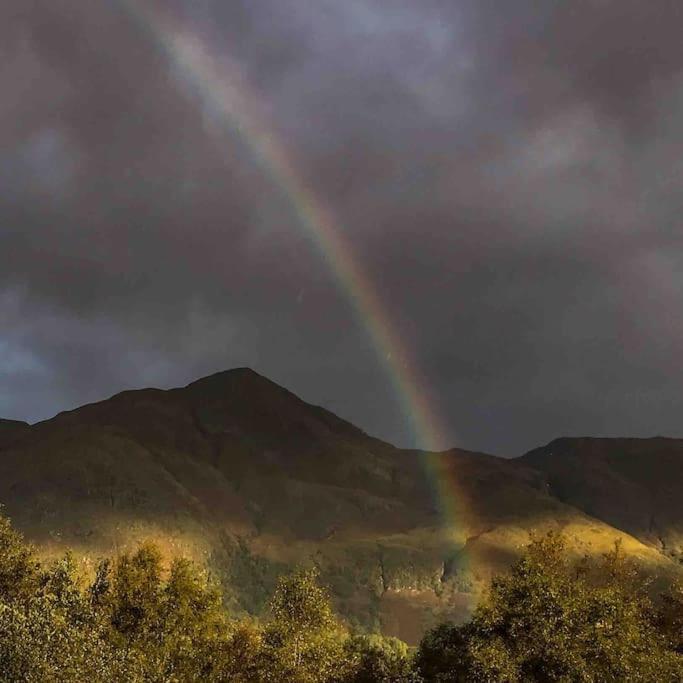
<box><xmin>2</xmin><ymin>0</ymin><xmax>683</xmax><ymax>456</ymax></box>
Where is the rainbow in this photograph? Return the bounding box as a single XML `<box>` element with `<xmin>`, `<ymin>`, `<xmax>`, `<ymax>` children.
<box><xmin>114</xmin><ymin>0</ymin><xmax>469</xmax><ymax>541</ymax></box>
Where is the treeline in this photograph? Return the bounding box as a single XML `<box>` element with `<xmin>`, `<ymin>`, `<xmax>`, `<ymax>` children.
<box><xmin>0</xmin><ymin>514</ymin><xmax>681</xmax><ymax>682</ymax></box>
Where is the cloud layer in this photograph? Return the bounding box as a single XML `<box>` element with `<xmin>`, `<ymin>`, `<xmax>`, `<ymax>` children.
<box><xmin>2</xmin><ymin>0</ymin><xmax>683</xmax><ymax>454</ymax></box>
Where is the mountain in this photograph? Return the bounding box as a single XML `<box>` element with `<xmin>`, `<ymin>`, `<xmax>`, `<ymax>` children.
<box><xmin>0</xmin><ymin>369</ymin><xmax>680</xmax><ymax>643</ymax></box>
<box><xmin>0</xmin><ymin>418</ymin><xmax>31</xmax><ymax>449</ymax></box>
<box><xmin>520</xmin><ymin>436</ymin><xmax>683</xmax><ymax>562</ymax></box>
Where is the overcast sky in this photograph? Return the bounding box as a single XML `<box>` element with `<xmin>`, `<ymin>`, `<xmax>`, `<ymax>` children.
<box><xmin>2</xmin><ymin>1</ymin><xmax>683</xmax><ymax>455</ymax></box>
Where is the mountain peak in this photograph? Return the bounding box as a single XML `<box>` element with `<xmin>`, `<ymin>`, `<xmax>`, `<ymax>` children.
<box><xmin>183</xmin><ymin>367</ymin><xmax>303</xmax><ymax>405</ymax></box>
<box><xmin>181</xmin><ymin>367</ymin><xmax>369</xmax><ymax>444</ymax></box>
<box><xmin>185</xmin><ymin>366</ymin><xmax>272</xmax><ymax>389</ymax></box>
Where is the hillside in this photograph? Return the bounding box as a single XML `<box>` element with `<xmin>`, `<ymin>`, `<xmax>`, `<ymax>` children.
<box><xmin>521</xmin><ymin>437</ymin><xmax>683</xmax><ymax>562</ymax></box>
<box><xmin>0</xmin><ymin>418</ymin><xmax>31</xmax><ymax>450</ymax></box>
<box><xmin>0</xmin><ymin>369</ymin><xmax>680</xmax><ymax>643</ymax></box>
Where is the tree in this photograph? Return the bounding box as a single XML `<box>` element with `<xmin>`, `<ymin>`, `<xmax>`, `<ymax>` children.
<box><xmin>155</xmin><ymin>557</ymin><xmax>228</xmax><ymax>680</ymax></box>
<box><xmin>106</xmin><ymin>543</ymin><xmax>164</xmax><ymax>645</ymax></box>
<box><xmin>0</xmin><ymin>552</ymin><xmax>131</xmax><ymax>682</ymax></box>
<box><xmin>98</xmin><ymin>545</ymin><xmax>232</xmax><ymax>680</ymax></box>
<box><xmin>343</xmin><ymin>633</ymin><xmax>419</xmax><ymax>682</ymax></box>
<box><xmin>263</xmin><ymin>566</ymin><xmax>349</xmax><ymax>682</ymax></box>
<box><xmin>2</xmin><ymin>509</ymin><xmax>682</xmax><ymax>683</ymax></box>
<box><xmin>417</xmin><ymin>532</ymin><xmax>683</xmax><ymax>682</ymax></box>
<box><xmin>0</xmin><ymin>511</ymin><xmax>40</xmax><ymax>603</ymax></box>
<box><xmin>217</xmin><ymin>620</ymin><xmax>267</xmax><ymax>682</ymax></box>
<box><xmin>658</xmin><ymin>579</ymin><xmax>683</xmax><ymax>655</ymax></box>
<box><xmin>414</xmin><ymin>622</ymin><xmax>470</xmax><ymax>682</ymax></box>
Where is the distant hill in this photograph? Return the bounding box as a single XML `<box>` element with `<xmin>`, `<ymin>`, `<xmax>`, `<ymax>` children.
<box><xmin>0</xmin><ymin>369</ymin><xmax>680</xmax><ymax>643</ymax></box>
<box><xmin>520</xmin><ymin>436</ymin><xmax>683</xmax><ymax>562</ymax></box>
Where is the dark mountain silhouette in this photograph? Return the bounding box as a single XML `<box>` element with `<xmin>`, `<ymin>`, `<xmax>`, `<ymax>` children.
<box><xmin>0</xmin><ymin>369</ymin><xmax>680</xmax><ymax>643</ymax></box>
<box><xmin>0</xmin><ymin>418</ymin><xmax>31</xmax><ymax>449</ymax></box>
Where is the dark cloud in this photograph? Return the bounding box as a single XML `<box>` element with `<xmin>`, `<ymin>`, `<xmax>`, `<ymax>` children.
<box><xmin>2</xmin><ymin>0</ymin><xmax>683</xmax><ymax>454</ymax></box>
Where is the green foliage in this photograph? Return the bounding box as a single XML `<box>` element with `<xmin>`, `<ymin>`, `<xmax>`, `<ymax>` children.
<box><xmin>416</xmin><ymin>532</ymin><xmax>683</xmax><ymax>682</ymax></box>
<box><xmin>0</xmin><ymin>512</ymin><xmax>40</xmax><ymax>603</ymax></box>
<box><xmin>0</xmin><ymin>517</ymin><xmax>230</xmax><ymax>681</ymax></box>
<box><xmin>0</xmin><ymin>512</ymin><xmax>682</xmax><ymax>682</ymax></box>
<box><xmin>659</xmin><ymin>579</ymin><xmax>683</xmax><ymax>654</ymax></box>
<box><xmin>414</xmin><ymin>622</ymin><xmax>469</xmax><ymax>682</ymax></box>
<box><xmin>342</xmin><ymin>634</ymin><xmax>419</xmax><ymax>682</ymax></box>
<box><xmin>98</xmin><ymin>545</ymin><xmax>231</xmax><ymax>680</ymax></box>
<box><xmin>269</xmin><ymin>567</ymin><xmax>336</xmax><ymax>635</ymax></box>
<box><xmin>216</xmin><ymin>620</ymin><xmax>267</xmax><ymax>681</ymax></box>
<box><xmin>262</xmin><ymin>567</ymin><xmax>349</xmax><ymax>682</ymax></box>
<box><xmin>107</xmin><ymin>542</ymin><xmax>164</xmax><ymax>642</ymax></box>
<box><xmin>217</xmin><ymin>535</ymin><xmax>286</xmax><ymax>614</ymax></box>
<box><xmin>0</xmin><ymin>551</ymin><xmax>132</xmax><ymax>682</ymax></box>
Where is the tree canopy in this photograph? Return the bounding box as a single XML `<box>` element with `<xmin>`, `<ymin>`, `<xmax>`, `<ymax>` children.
<box><xmin>415</xmin><ymin>532</ymin><xmax>683</xmax><ymax>682</ymax></box>
<box><xmin>0</xmin><ymin>512</ymin><xmax>680</xmax><ymax>682</ymax></box>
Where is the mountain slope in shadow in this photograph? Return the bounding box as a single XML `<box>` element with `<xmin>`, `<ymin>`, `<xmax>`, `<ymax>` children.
<box><xmin>0</xmin><ymin>369</ymin><xmax>679</xmax><ymax>643</ymax></box>
<box><xmin>0</xmin><ymin>418</ymin><xmax>31</xmax><ymax>450</ymax></box>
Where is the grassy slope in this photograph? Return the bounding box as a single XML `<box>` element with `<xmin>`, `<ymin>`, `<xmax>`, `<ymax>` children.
<box><xmin>520</xmin><ymin>436</ymin><xmax>683</xmax><ymax>562</ymax></box>
<box><xmin>0</xmin><ymin>370</ymin><xmax>679</xmax><ymax>643</ymax></box>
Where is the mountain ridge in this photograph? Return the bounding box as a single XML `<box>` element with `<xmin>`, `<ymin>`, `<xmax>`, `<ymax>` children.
<box><xmin>0</xmin><ymin>368</ymin><xmax>681</xmax><ymax>643</ymax></box>
<box><xmin>520</xmin><ymin>435</ymin><xmax>683</xmax><ymax>562</ymax></box>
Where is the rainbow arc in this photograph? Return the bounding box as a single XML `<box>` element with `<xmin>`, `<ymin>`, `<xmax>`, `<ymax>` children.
<box><xmin>116</xmin><ymin>0</ymin><xmax>469</xmax><ymax>540</ymax></box>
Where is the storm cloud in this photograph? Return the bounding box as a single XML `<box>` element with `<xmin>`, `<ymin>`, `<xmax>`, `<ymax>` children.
<box><xmin>2</xmin><ymin>0</ymin><xmax>683</xmax><ymax>454</ymax></box>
